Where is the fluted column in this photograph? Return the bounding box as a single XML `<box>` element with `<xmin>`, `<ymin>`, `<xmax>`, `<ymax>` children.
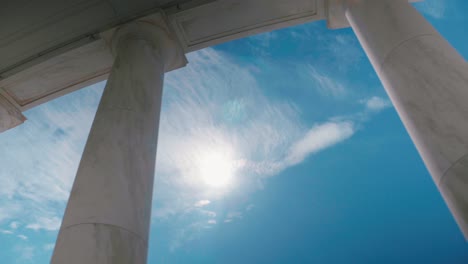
<box><xmin>345</xmin><ymin>0</ymin><xmax>468</xmax><ymax>238</ymax></box>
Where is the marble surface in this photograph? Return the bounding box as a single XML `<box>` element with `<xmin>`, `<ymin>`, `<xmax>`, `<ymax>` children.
<box><xmin>0</xmin><ymin>40</ymin><xmax>113</xmax><ymax>110</ymax></box>
<box><xmin>0</xmin><ymin>94</ymin><xmax>25</xmax><ymax>133</ymax></box>
<box><xmin>51</xmin><ymin>19</ymin><xmax>183</xmax><ymax>263</ymax></box>
<box><xmin>347</xmin><ymin>0</ymin><xmax>468</xmax><ymax>239</ymax></box>
<box><xmin>441</xmin><ymin>155</ymin><xmax>468</xmax><ymax>238</ymax></box>
<box><xmin>326</xmin><ymin>0</ymin><xmax>422</xmax><ymax>30</ymax></box>
<box><xmin>52</xmin><ymin>223</ymin><xmax>146</xmax><ymax>264</ymax></box>
<box><xmin>168</xmin><ymin>0</ymin><xmax>324</xmax><ymax>52</ymax></box>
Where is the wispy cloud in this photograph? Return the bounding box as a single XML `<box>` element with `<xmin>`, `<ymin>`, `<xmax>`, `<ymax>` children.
<box><xmin>0</xmin><ymin>229</ymin><xmax>13</xmax><ymax>235</ymax></box>
<box><xmin>14</xmin><ymin>245</ymin><xmax>35</xmax><ymax>261</ymax></box>
<box><xmin>326</xmin><ymin>34</ymin><xmax>365</xmax><ymax>69</ymax></box>
<box><xmin>150</xmin><ymin>48</ymin><xmax>364</xmax><ymax>250</ymax></box>
<box><xmin>226</xmin><ymin>211</ymin><xmax>243</xmax><ymax>220</ymax></box>
<box><xmin>169</xmin><ymin>222</ymin><xmax>207</xmax><ymax>252</ymax></box>
<box><xmin>0</xmin><ymin>82</ymin><xmax>104</xmax><ymax>233</ymax></box>
<box><xmin>26</xmin><ymin>216</ymin><xmax>61</xmax><ymax>231</ymax></box>
<box><xmin>306</xmin><ymin>65</ymin><xmax>346</xmax><ymax>97</ymax></box>
<box><xmin>43</xmin><ymin>243</ymin><xmax>55</xmax><ymax>251</ymax></box>
<box><xmin>246</xmin><ymin>204</ymin><xmax>255</xmax><ymax>211</ymax></box>
<box><xmin>286</xmin><ymin>121</ymin><xmax>355</xmax><ymax>166</ymax></box>
<box><xmin>10</xmin><ymin>221</ymin><xmax>19</xmax><ymax>229</ymax></box>
<box><xmin>153</xmin><ymin>48</ymin><xmax>359</xmax><ymax>218</ymax></box>
<box><xmin>0</xmin><ymin>46</ymin><xmax>377</xmax><ymax>254</ymax></box>
<box><xmin>416</xmin><ymin>0</ymin><xmax>447</xmax><ymax>19</ymax></box>
<box><xmin>0</xmin><ymin>203</ymin><xmax>21</xmax><ymax>224</ymax></box>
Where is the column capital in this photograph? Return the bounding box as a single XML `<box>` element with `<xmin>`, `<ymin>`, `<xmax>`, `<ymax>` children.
<box><xmin>0</xmin><ymin>93</ymin><xmax>25</xmax><ymax>133</ymax></box>
<box><xmin>102</xmin><ymin>11</ymin><xmax>187</xmax><ymax>72</ymax></box>
<box><xmin>326</xmin><ymin>0</ymin><xmax>423</xmax><ymax>30</ymax></box>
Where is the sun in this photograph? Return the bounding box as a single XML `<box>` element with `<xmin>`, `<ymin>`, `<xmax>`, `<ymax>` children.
<box><xmin>198</xmin><ymin>151</ymin><xmax>235</xmax><ymax>188</ymax></box>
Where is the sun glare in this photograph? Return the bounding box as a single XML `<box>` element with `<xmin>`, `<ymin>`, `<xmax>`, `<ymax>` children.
<box><xmin>198</xmin><ymin>151</ymin><xmax>235</xmax><ymax>188</ymax></box>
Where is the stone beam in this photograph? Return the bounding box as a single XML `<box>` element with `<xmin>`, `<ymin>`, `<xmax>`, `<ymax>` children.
<box><xmin>0</xmin><ymin>93</ymin><xmax>25</xmax><ymax>133</ymax></box>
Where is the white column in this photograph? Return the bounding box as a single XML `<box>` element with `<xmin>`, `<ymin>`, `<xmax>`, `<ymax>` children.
<box><xmin>51</xmin><ymin>19</ymin><xmax>185</xmax><ymax>263</ymax></box>
<box><xmin>345</xmin><ymin>0</ymin><xmax>468</xmax><ymax>238</ymax></box>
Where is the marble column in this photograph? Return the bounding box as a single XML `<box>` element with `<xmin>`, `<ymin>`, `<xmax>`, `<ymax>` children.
<box><xmin>51</xmin><ymin>18</ymin><xmax>186</xmax><ymax>263</ymax></box>
<box><xmin>345</xmin><ymin>0</ymin><xmax>468</xmax><ymax>238</ymax></box>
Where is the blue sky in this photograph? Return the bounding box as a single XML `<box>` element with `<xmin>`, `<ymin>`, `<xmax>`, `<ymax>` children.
<box><xmin>1</xmin><ymin>0</ymin><xmax>468</xmax><ymax>263</ymax></box>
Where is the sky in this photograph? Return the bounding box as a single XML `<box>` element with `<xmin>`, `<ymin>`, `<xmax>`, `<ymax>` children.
<box><xmin>1</xmin><ymin>0</ymin><xmax>468</xmax><ymax>263</ymax></box>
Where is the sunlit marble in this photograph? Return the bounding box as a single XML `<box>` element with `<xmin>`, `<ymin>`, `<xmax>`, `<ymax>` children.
<box><xmin>51</xmin><ymin>18</ymin><xmax>186</xmax><ymax>263</ymax></box>
<box><xmin>346</xmin><ymin>0</ymin><xmax>468</xmax><ymax>239</ymax></box>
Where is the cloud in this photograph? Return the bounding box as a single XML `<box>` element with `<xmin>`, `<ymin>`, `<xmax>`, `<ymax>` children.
<box><xmin>152</xmin><ymin>49</ymin><xmax>357</xmax><ymax>225</ymax></box>
<box><xmin>201</xmin><ymin>210</ymin><xmax>217</xmax><ymax>218</ymax></box>
<box><xmin>416</xmin><ymin>0</ymin><xmax>446</xmax><ymax>19</ymax></box>
<box><xmin>194</xmin><ymin>200</ymin><xmax>211</xmax><ymax>207</ymax></box>
<box><xmin>0</xmin><ymin>203</ymin><xmax>21</xmax><ymax>223</ymax></box>
<box><xmin>239</xmin><ymin>121</ymin><xmax>356</xmax><ymax>176</ymax></box>
<box><xmin>207</xmin><ymin>219</ymin><xmax>217</xmax><ymax>225</ymax></box>
<box><xmin>0</xmin><ymin>82</ymin><xmax>104</xmax><ymax>232</ymax></box>
<box><xmin>22</xmin><ymin>246</ymin><xmax>34</xmax><ymax>260</ymax></box>
<box><xmin>0</xmin><ymin>221</ymin><xmax>19</xmax><ymax>238</ymax></box>
<box><xmin>246</xmin><ymin>31</ymin><xmax>279</xmax><ymax>57</ymax></box>
<box><xmin>148</xmin><ymin>48</ymin><xmax>361</xmax><ymax>250</ymax></box>
<box><xmin>169</xmin><ymin>222</ymin><xmax>207</xmax><ymax>252</ymax></box>
<box><xmin>327</xmin><ymin>34</ymin><xmax>365</xmax><ymax>69</ymax></box>
<box><xmin>0</xmin><ymin>229</ymin><xmax>13</xmax><ymax>235</ymax></box>
<box><xmin>286</xmin><ymin>121</ymin><xmax>355</xmax><ymax>166</ymax></box>
<box><xmin>222</xmin><ymin>211</ymin><xmax>243</xmax><ymax>224</ymax></box>
<box><xmin>362</xmin><ymin>96</ymin><xmax>392</xmax><ymax>112</ymax></box>
<box><xmin>17</xmin><ymin>234</ymin><xmax>28</xmax><ymax>240</ymax></box>
<box><xmin>43</xmin><ymin>243</ymin><xmax>55</xmax><ymax>251</ymax></box>
<box><xmin>153</xmin><ymin>49</ymin><xmax>307</xmax><ymax>217</ymax></box>
<box><xmin>14</xmin><ymin>245</ymin><xmax>34</xmax><ymax>261</ymax></box>
<box><xmin>306</xmin><ymin>65</ymin><xmax>346</xmax><ymax>97</ymax></box>
<box><xmin>0</xmin><ymin>47</ymin><xmax>370</xmax><ymax>253</ymax></box>
<box><xmin>26</xmin><ymin>217</ymin><xmax>61</xmax><ymax>231</ymax></box>
<box><xmin>227</xmin><ymin>211</ymin><xmax>243</xmax><ymax>220</ymax></box>
<box><xmin>10</xmin><ymin>221</ymin><xmax>19</xmax><ymax>229</ymax></box>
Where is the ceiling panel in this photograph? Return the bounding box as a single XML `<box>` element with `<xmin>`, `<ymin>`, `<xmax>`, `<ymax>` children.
<box><xmin>0</xmin><ymin>0</ymin><xmax>327</xmax><ymax>114</ymax></box>
<box><xmin>0</xmin><ymin>40</ymin><xmax>113</xmax><ymax>110</ymax></box>
<box><xmin>169</xmin><ymin>0</ymin><xmax>324</xmax><ymax>52</ymax></box>
<box><xmin>0</xmin><ymin>0</ymin><xmax>187</xmax><ymax>77</ymax></box>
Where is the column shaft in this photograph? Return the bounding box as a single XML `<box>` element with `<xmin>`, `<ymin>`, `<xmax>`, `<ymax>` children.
<box><xmin>51</xmin><ymin>28</ymin><xmax>164</xmax><ymax>263</ymax></box>
<box><xmin>346</xmin><ymin>0</ymin><xmax>468</xmax><ymax>238</ymax></box>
